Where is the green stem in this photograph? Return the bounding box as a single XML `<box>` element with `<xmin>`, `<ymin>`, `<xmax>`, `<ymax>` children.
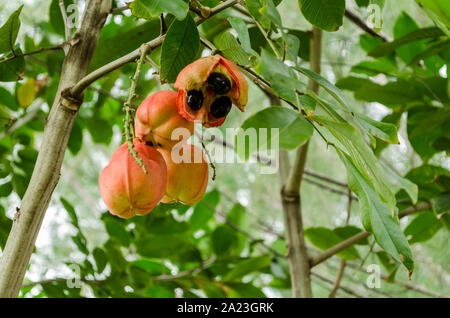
<box><xmin>124</xmin><ymin>44</ymin><xmax>150</xmax><ymax>173</ymax></box>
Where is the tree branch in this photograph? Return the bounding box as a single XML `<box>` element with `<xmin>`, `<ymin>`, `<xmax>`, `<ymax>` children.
<box><xmin>310</xmin><ymin>202</ymin><xmax>432</xmax><ymax>267</ymax></box>
<box><xmin>0</xmin><ymin>0</ymin><xmax>112</xmax><ymax>298</ymax></box>
<box><xmin>344</xmin><ymin>9</ymin><xmax>389</xmax><ymax>42</ymax></box>
<box><xmin>344</xmin><ymin>261</ymin><xmax>446</xmax><ymax>298</ymax></box>
<box><xmin>280</xmin><ymin>27</ymin><xmax>323</xmax><ymax>298</ymax></box>
<box><xmin>153</xmin><ymin>256</ymin><xmax>216</xmax><ymax>281</ymax></box>
<box><xmin>0</xmin><ymin>44</ymin><xmax>64</xmax><ymax>65</ymax></box>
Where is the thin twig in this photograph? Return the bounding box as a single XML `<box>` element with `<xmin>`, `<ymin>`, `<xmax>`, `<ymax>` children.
<box><xmin>329</xmin><ymin>187</ymin><xmax>353</xmax><ymax>297</ymax></box>
<box><xmin>203</xmin><ymin>201</ymin><xmax>285</xmax><ymax>258</ymax></box>
<box><xmin>310</xmin><ymin>202</ymin><xmax>432</xmax><ymax>267</ymax></box>
<box><xmin>311</xmin><ymin>271</ymin><xmax>363</xmax><ymax>298</ymax></box>
<box><xmin>303</xmin><ymin>177</ymin><xmax>358</xmax><ymax>200</ymax></box>
<box><xmin>22</xmin><ymin>277</ymin><xmax>103</xmax><ymax>289</ymax></box>
<box><xmin>153</xmin><ymin>256</ymin><xmax>217</xmax><ymax>281</ymax></box>
<box><xmin>110</xmin><ymin>5</ymin><xmax>129</xmax><ymax>14</ymax></box>
<box><xmin>344</xmin><ymin>262</ymin><xmax>447</xmax><ymax>298</ymax></box>
<box><xmin>0</xmin><ymin>101</ymin><xmax>42</xmax><ymax>140</ymax></box>
<box><xmin>344</xmin><ymin>9</ymin><xmax>389</xmax><ymax>42</ymax></box>
<box><xmin>0</xmin><ymin>44</ymin><xmax>64</xmax><ymax>65</ymax></box>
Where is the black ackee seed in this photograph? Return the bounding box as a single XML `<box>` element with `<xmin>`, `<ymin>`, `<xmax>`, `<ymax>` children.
<box><xmin>207</xmin><ymin>72</ymin><xmax>231</xmax><ymax>95</ymax></box>
<box><xmin>210</xmin><ymin>96</ymin><xmax>232</xmax><ymax>118</ymax></box>
<box><xmin>186</xmin><ymin>90</ymin><xmax>203</xmax><ymax>111</ymax></box>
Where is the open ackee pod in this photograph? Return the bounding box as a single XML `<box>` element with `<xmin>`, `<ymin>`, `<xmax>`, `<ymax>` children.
<box><xmin>174</xmin><ymin>56</ymin><xmax>248</xmax><ymax>127</ymax></box>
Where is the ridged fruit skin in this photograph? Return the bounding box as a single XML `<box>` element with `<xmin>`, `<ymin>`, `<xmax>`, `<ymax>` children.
<box><xmin>157</xmin><ymin>143</ymin><xmax>209</xmax><ymax>205</ymax></box>
<box><xmin>99</xmin><ymin>139</ymin><xmax>167</xmax><ymax>218</ymax></box>
<box><xmin>135</xmin><ymin>90</ymin><xmax>194</xmax><ymax>149</ymax></box>
<box><xmin>174</xmin><ymin>55</ymin><xmax>248</xmax><ymax>127</ymax></box>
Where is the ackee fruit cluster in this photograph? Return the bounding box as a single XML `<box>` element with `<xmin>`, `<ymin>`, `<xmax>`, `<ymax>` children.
<box><xmin>99</xmin><ymin>56</ymin><xmax>248</xmax><ymax>218</ymax></box>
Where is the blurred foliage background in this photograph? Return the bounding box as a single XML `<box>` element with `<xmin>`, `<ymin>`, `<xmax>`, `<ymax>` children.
<box><xmin>0</xmin><ymin>0</ymin><xmax>449</xmax><ymax>298</ymax></box>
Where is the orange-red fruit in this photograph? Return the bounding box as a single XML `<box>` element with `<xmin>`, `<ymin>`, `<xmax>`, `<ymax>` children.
<box><xmin>174</xmin><ymin>55</ymin><xmax>248</xmax><ymax>127</ymax></box>
<box><xmin>135</xmin><ymin>90</ymin><xmax>194</xmax><ymax>149</ymax></box>
<box><xmin>157</xmin><ymin>143</ymin><xmax>209</xmax><ymax>205</ymax></box>
<box><xmin>99</xmin><ymin>139</ymin><xmax>167</xmax><ymax>218</ymax></box>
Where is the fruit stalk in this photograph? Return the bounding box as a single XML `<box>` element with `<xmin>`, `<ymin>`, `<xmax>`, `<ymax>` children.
<box><xmin>123</xmin><ymin>44</ymin><xmax>151</xmax><ymax>173</ymax></box>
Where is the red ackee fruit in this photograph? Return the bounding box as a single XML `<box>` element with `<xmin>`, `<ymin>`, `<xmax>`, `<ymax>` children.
<box><xmin>99</xmin><ymin>139</ymin><xmax>167</xmax><ymax>218</ymax></box>
<box><xmin>135</xmin><ymin>90</ymin><xmax>194</xmax><ymax>149</ymax></box>
<box><xmin>157</xmin><ymin>143</ymin><xmax>209</xmax><ymax>205</ymax></box>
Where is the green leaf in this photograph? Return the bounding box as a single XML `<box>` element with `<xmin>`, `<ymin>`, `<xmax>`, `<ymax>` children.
<box><xmin>246</xmin><ymin>0</ymin><xmax>271</xmax><ymax>29</ymax></box>
<box><xmin>310</xmin><ymin>115</ymin><xmax>396</xmax><ymax>211</ymax></box>
<box><xmin>0</xmin><ymin>105</ymin><xmax>10</xmax><ymax>126</ymax></box>
<box><xmin>145</xmin><ymin>213</ymin><xmax>189</xmax><ymax>234</ymax></box>
<box><xmin>0</xmin><ymin>205</ymin><xmax>12</xmax><ymax>249</ymax></box>
<box><xmin>416</xmin><ymin>0</ymin><xmax>450</xmax><ymax>28</ymax></box>
<box><xmin>227</xmin><ymin>282</ymin><xmax>266</xmax><ymax>298</ymax></box>
<box><xmin>224</xmin><ymin>255</ymin><xmax>271</xmax><ymax>281</ymax></box>
<box><xmin>72</xmin><ymin>233</ymin><xmax>89</xmax><ymax>255</ymax></box>
<box><xmin>355</xmin><ymin>113</ymin><xmax>399</xmax><ymax>144</ymax></box>
<box><xmin>137</xmin><ymin>234</ymin><xmax>201</xmax><ymax>262</ymax></box>
<box><xmin>432</xmin><ymin>192</ymin><xmax>450</xmax><ymax>214</ymax></box>
<box><xmin>289</xmin><ymin>30</ymin><xmax>310</xmax><ymax>61</ymax></box>
<box><xmin>284</xmin><ymin>33</ymin><xmax>300</xmax><ymax>62</ymax></box>
<box><xmin>255</xmin><ymin>50</ymin><xmax>306</xmax><ymax>105</ymax></box>
<box><xmin>298</xmin><ymin>0</ymin><xmax>345</xmax><ymax>32</ymax></box>
<box><xmin>380</xmin><ymin>161</ymin><xmax>418</xmax><ymax>204</ymax></box>
<box><xmin>350</xmin><ymin>60</ymin><xmax>397</xmax><ymax>76</ymax></box>
<box><xmin>334</xmin><ymin>225</ymin><xmax>369</xmax><ymax>245</ymax></box>
<box><xmin>212</xmin><ymin>226</ymin><xmax>237</xmax><ymax>256</ymax></box>
<box><xmin>105</xmin><ymin>220</ymin><xmax>130</xmax><ymax>247</ymax></box>
<box><xmin>0</xmin><ymin>86</ymin><xmax>19</xmax><ymax>110</ymax></box>
<box><xmin>131</xmin><ymin>259</ymin><xmax>166</xmax><ymax>275</ymax></box>
<box><xmin>93</xmin><ymin>248</ymin><xmax>107</xmax><ymax>273</ymax></box>
<box><xmin>89</xmin><ymin>20</ymin><xmax>161</xmax><ymax>72</ymax></box>
<box><xmin>160</xmin><ymin>14</ymin><xmax>199</xmax><ymax>83</ymax></box>
<box><xmin>404</xmin><ymin>211</ymin><xmax>442</xmax><ymax>244</ymax></box>
<box><xmin>335</xmin><ymin>76</ymin><xmax>374</xmax><ymax>92</ymax></box>
<box><xmin>0</xmin><ymin>48</ymin><xmax>25</xmax><ymax>82</ymax></box>
<box><xmin>49</xmin><ymin>0</ymin><xmax>75</xmax><ymax>36</ymax></box>
<box><xmin>260</xmin><ymin>0</ymin><xmax>282</xmax><ymax>27</ymax></box>
<box><xmin>376</xmin><ymin>250</ymin><xmax>399</xmax><ymax>282</ymax></box>
<box><xmin>104</xmin><ymin>239</ymin><xmax>127</xmax><ymax>272</ymax></box>
<box><xmin>368</xmin><ymin>26</ymin><xmax>443</xmax><ymax>58</ymax></box>
<box><xmin>129</xmin><ymin>0</ymin><xmax>189</xmax><ymax>20</ymax></box>
<box><xmin>67</xmin><ymin>120</ymin><xmax>83</xmax><ymax>155</ymax></box>
<box><xmin>0</xmin><ymin>182</ymin><xmax>13</xmax><ymax>197</ymax></box>
<box><xmin>213</xmin><ymin>31</ymin><xmax>250</xmax><ymax>66</ymax></box>
<box><xmin>305</xmin><ymin>227</ymin><xmax>360</xmax><ymax>260</ymax></box>
<box><xmin>227</xmin><ymin>17</ymin><xmax>252</xmax><ymax>54</ymax></box>
<box><xmin>355</xmin><ymin>0</ymin><xmax>370</xmax><ymax>7</ymax></box>
<box><xmin>227</xmin><ymin>203</ymin><xmax>247</xmax><ymax>227</ymax></box>
<box><xmin>337</xmin><ymin>149</ymin><xmax>414</xmax><ymax>274</ymax></box>
<box><xmin>189</xmin><ymin>190</ymin><xmax>220</xmax><ymax>230</ymax></box>
<box><xmin>293</xmin><ymin>65</ymin><xmax>351</xmax><ymax>112</ymax></box>
<box><xmin>236</xmin><ymin>106</ymin><xmax>313</xmax><ymax>160</ymax></box>
<box><xmin>86</xmin><ymin>118</ymin><xmax>113</xmax><ymax>145</ymax></box>
<box><xmin>353</xmin><ymin>80</ymin><xmax>425</xmax><ymax>106</ymax></box>
<box><xmin>60</xmin><ymin>197</ymin><xmax>79</xmax><ymax>228</ymax></box>
<box><xmin>408</xmin><ymin>39</ymin><xmax>450</xmax><ymax>66</ymax></box>
<box><xmin>0</xmin><ymin>5</ymin><xmax>23</xmax><ymax>54</ymax></box>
